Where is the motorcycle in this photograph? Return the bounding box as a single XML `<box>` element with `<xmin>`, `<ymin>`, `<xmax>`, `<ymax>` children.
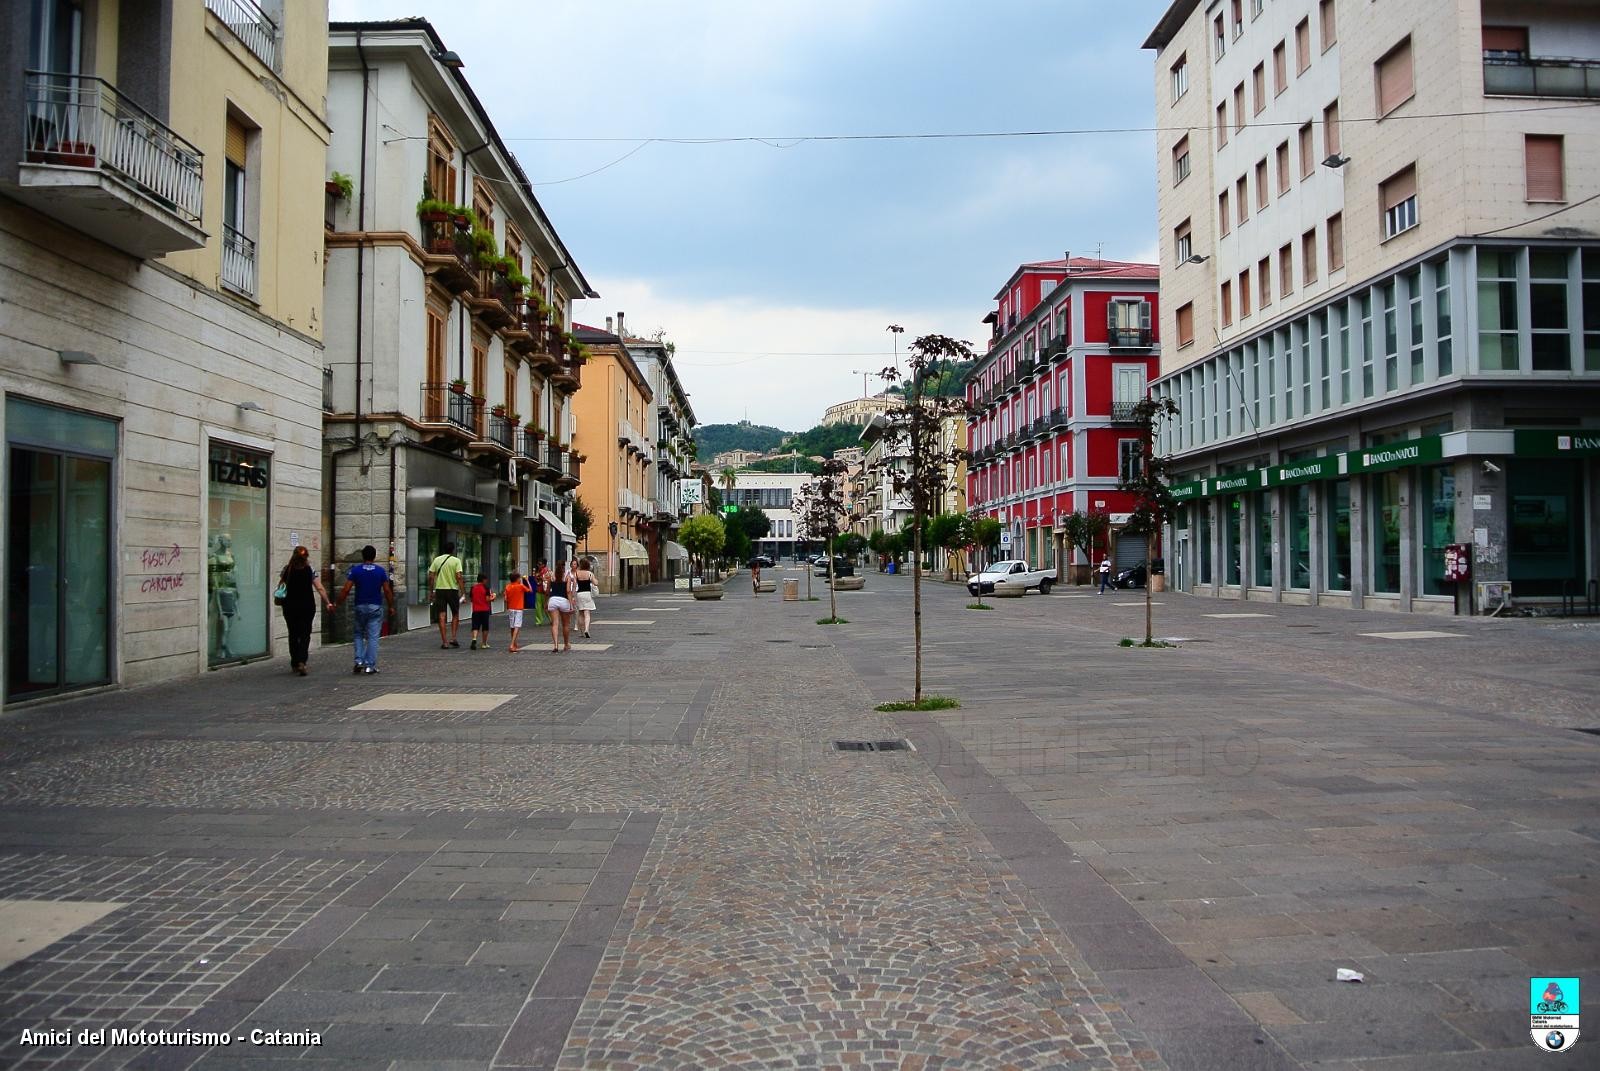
<box><xmin>1110</xmin><ymin>563</ymin><xmax>1148</xmax><ymax>589</ymax></box>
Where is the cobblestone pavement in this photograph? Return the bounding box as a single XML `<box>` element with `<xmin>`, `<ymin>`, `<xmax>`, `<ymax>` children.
<box><xmin>836</xmin><ymin>569</ymin><xmax>1600</xmax><ymax>1070</ymax></box>
<box><xmin>0</xmin><ymin>581</ymin><xmax>1166</xmax><ymax>1071</ymax></box>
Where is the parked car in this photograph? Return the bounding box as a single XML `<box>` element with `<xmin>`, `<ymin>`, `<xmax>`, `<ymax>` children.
<box><xmin>1109</xmin><ymin>563</ymin><xmax>1147</xmax><ymax>589</ymax></box>
<box><xmin>814</xmin><ymin>556</ymin><xmax>855</xmax><ymax>578</ymax></box>
<box><xmin>966</xmin><ymin>559</ymin><xmax>1055</xmax><ymax>596</ymax></box>
<box><xmin>750</xmin><ymin>554</ymin><xmax>775</xmax><ymax>568</ymax></box>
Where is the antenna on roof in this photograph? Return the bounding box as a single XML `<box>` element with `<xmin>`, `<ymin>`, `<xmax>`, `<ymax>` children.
<box><xmin>1096</xmin><ymin>242</ymin><xmax>1104</xmax><ymax>267</ymax></box>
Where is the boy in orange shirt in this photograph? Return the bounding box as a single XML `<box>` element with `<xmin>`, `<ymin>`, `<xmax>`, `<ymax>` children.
<box><xmin>504</xmin><ymin>571</ymin><xmax>533</xmax><ymax>653</ymax></box>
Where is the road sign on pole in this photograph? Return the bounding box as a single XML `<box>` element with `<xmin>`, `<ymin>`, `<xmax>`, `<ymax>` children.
<box><xmin>999</xmin><ymin>531</ymin><xmax>1012</xmax><ymax>548</ymax></box>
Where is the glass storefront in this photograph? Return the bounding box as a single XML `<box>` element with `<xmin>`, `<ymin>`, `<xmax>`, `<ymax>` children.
<box><xmin>1325</xmin><ymin>479</ymin><xmax>1351</xmax><ymax>591</ymax></box>
<box><xmin>1198</xmin><ymin>501</ymin><xmax>1212</xmax><ymax>585</ymax></box>
<box><xmin>1507</xmin><ymin>459</ymin><xmax>1584</xmax><ymax>597</ymax></box>
<box><xmin>1369</xmin><ymin>471</ymin><xmax>1403</xmax><ymax>594</ymax></box>
<box><xmin>6</xmin><ymin>399</ymin><xmax>116</xmax><ymax>700</ymax></box>
<box><xmin>1253</xmin><ymin>491</ymin><xmax>1273</xmax><ymax>588</ymax></box>
<box><xmin>1285</xmin><ymin>483</ymin><xmax>1311</xmax><ymax>589</ymax></box>
<box><xmin>1418</xmin><ymin>464</ymin><xmax>1455</xmax><ymax>596</ymax></box>
<box><xmin>207</xmin><ymin>443</ymin><xmax>270</xmax><ymax>665</ymax></box>
<box><xmin>1223</xmin><ymin>496</ymin><xmax>1243</xmax><ymax>586</ymax></box>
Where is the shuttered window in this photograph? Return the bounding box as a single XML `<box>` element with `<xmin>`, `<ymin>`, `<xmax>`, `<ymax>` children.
<box><xmin>1258</xmin><ymin>257</ymin><xmax>1273</xmax><ymax>307</ymax></box>
<box><xmin>1256</xmin><ymin>158</ymin><xmax>1270</xmax><ymax>210</ymax></box>
<box><xmin>1377</xmin><ymin>38</ymin><xmax>1414</xmax><ymax>118</ymax></box>
<box><xmin>1525</xmin><ymin>135</ymin><xmax>1565</xmax><ymax>202</ymax></box>
<box><xmin>1220</xmin><ymin>281</ymin><xmax>1233</xmax><ymax>327</ymax></box>
<box><xmin>1279</xmin><ymin>243</ymin><xmax>1294</xmax><ymax>296</ymax></box>
<box><xmin>1327</xmin><ymin>212</ymin><xmax>1345</xmax><ymax>271</ymax></box>
<box><xmin>1234</xmin><ymin>84</ymin><xmax>1246</xmax><ymax>131</ymax></box>
<box><xmin>1237</xmin><ymin>176</ymin><xmax>1249</xmax><ymax>224</ymax></box>
<box><xmin>1482</xmin><ymin>26</ymin><xmax>1528</xmax><ymax>57</ymax></box>
<box><xmin>1177</xmin><ymin>303</ymin><xmax>1195</xmax><ymax>346</ymax></box>
<box><xmin>225</xmin><ymin>118</ymin><xmax>248</xmax><ymax>167</ymax></box>
<box><xmin>1239</xmin><ymin>270</ymin><xmax>1252</xmax><ymax>318</ymax></box>
<box><xmin>1299</xmin><ymin>122</ymin><xmax>1314</xmax><ymax>178</ymax></box>
<box><xmin>1217</xmin><ymin>101</ymin><xmax>1229</xmax><ymax>146</ymax></box>
<box><xmin>1303</xmin><ymin>229</ymin><xmax>1319</xmax><ymax>284</ymax></box>
<box><xmin>1219</xmin><ymin>190</ymin><xmax>1231</xmax><ymax>236</ymax></box>
<box><xmin>1276</xmin><ymin>141</ymin><xmax>1291</xmax><ymax>194</ymax></box>
<box><xmin>1173</xmin><ymin>136</ymin><xmax>1191</xmax><ymax>184</ymax></box>
<box><xmin>1323</xmin><ymin>99</ymin><xmax>1341</xmax><ymax>156</ymax></box>
<box><xmin>1295</xmin><ymin>18</ymin><xmax>1311</xmax><ymax>73</ymax></box>
<box><xmin>1273</xmin><ymin>42</ymin><xmax>1287</xmax><ymax>94</ymax></box>
<box><xmin>1175</xmin><ymin>218</ymin><xmax>1192</xmax><ymax>262</ymax></box>
<box><xmin>1320</xmin><ymin>0</ymin><xmax>1336</xmax><ymax>50</ymax></box>
<box><xmin>1253</xmin><ymin>63</ymin><xmax>1267</xmax><ymax>113</ymax></box>
<box><xmin>1381</xmin><ymin>165</ymin><xmax>1418</xmax><ymax>238</ymax></box>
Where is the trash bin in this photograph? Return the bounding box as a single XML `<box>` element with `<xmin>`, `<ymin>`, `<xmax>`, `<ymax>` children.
<box><xmin>887</xmin><ymin>561</ymin><xmax>897</xmax><ymax>574</ymax></box>
<box><xmin>782</xmin><ymin>578</ymin><xmax>799</xmax><ymax>601</ymax></box>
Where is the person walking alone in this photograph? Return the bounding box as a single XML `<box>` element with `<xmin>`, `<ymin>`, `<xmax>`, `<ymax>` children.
<box><xmin>336</xmin><ymin>545</ymin><xmax>394</xmax><ymax>674</ymax></box>
<box><xmin>547</xmin><ymin>559</ymin><xmax>575</xmax><ymax>653</ymax></box>
<box><xmin>428</xmin><ymin>541</ymin><xmax>465</xmax><ymax>648</ymax></box>
<box><xmin>1098</xmin><ymin>556</ymin><xmax>1112</xmax><ymax>595</ymax></box>
<box><xmin>573</xmin><ymin>557</ymin><xmax>598</xmax><ymax>638</ymax></box>
<box><xmin>749</xmin><ymin>556</ymin><xmax>762</xmax><ymax>594</ymax></box>
<box><xmin>278</xmin><ymin>546</ymin><xmax>333</xmax><ymax>677</ymax></box>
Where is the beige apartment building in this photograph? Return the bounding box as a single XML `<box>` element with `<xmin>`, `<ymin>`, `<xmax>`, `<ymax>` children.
<box><xmin>0</xmin><ymin>0</ymin><xmax>330</xmax><ymax>703</ymax></box>
<box><xmin>571</xmin><ymin>322</ymin><xmax>654</xmax><ymax>592</ymax></box>
<box><xmin>1144</xmin><ymin>0</ymin><xmax>1600</xmax><ymax>613</ymax></box>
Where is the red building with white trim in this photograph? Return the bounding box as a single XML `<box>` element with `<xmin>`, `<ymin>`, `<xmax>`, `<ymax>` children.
<box><xmin>966</xmin><ymin>256</ymin><xmax>1161</xmax><ymax>575</ymax></box>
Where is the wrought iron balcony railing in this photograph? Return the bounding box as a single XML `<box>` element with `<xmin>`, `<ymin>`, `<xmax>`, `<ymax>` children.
<box><xmin>420</xmin><ymin>384</ymin><xmax>478</xmax><ymax>433</ymax></box>
<box><xmin>206</xmin><ymin>0</ymin><xmax>279</xmax><ymax>70</ymax></box>
<box><xmin>222</xmin><ymin>224</ymin><xmax>256</xmax><ymax>297</ymax></box>
<box><xmin>23</xmin><ymin>71</ymin><xmax>203</xmax><ymax>223</ymax></box>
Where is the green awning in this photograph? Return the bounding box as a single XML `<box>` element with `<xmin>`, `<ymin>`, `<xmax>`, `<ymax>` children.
<box><xmin>435</xmin><ymin>507</ymin><xmax>484</xmax><ymax>528</ymax></box>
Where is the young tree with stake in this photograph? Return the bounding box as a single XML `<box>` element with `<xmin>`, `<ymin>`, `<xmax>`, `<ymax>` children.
<box><xmin>795</xmin><ymin>459</ymin><xmax>850</xmax><ymax>622</ymax></box>
<box><xmin>1118</xmin><ymin>396</ymin><xmax>1183</xmax><ymax>646</ymax></box>
<box><xmin>878</xmin><ymin>334</ymin><xmax>975</xmax><ymax>704</ymax></box>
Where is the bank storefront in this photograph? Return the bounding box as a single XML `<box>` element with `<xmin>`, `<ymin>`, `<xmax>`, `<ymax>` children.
<box><xmin>1166</xmin><ymin>429</ymin><xmax>1597</xmax><ymax>613</ymax></box>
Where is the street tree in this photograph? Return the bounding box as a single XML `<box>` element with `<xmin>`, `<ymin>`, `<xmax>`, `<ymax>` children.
<box><xmin>795</xmin><ymin>458</ymin><xmax>850</xmax><ymax>622</ymax></box>
<box><xmin>928</xmin><ymin>512</ymin><xmax>973</xmax><ymax>579</ymax></box>
<box><xmin>1118</xmin><ymin>396</ymin><xmax>1183</xmax><ymax>645</ymax></box>
<box><xmin>878</xmin><ymin>333</ymin><xmax>975</xmax><ymax>705</ymax></box>
<box><xmin>971</xmin><ymin>516</ymin><xmax>1002</xmax><ymax>569</ymax></box>
<box><xmin>1061</xmin><ymin>510</ymin><xmax>1111</xmax><ymax>585</ymax></box>
<box><xmin>571</xmin><ymin>497</ymin><xmax>594</xmax><ymax>546</ymax></box>
<box><xmin>678</xmin><ymin>514</ymin><xmax>725</xmax><ymax>584</ymax></box>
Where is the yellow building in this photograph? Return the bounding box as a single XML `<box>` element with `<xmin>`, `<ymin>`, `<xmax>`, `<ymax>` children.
<box><xmin>0</xmin><ymin>0</ymin><xmax>331</xmax><ymax>702</ymax></box>
<box><xmin>571</xmin><ymin>322</ymin><xmax>654</xmax><ymax>591</ymax></box>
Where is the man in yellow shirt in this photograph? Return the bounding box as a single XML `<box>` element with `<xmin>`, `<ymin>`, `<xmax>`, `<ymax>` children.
<box><xmin>428</xmin><ymin>541</ymin><xmax>466</xmax><ymax>648</ymax></box>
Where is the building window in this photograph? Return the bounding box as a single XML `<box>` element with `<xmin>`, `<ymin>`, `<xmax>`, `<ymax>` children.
<box><xmin>1276</xmin><ymin>140</ymin><xmax>1291</xmax><ymax>194</ymax></box>
<box><xmin>1525</xmin><ymin>135</ymin><xmax>1565</xmax><ymax>202</ymax></box>
<box><xmin>427</xmin><ymin>117</ymin><xmax>456</xmax><ymax>202</ymax></box>
<box><xmin>1320</xmin><ymin>0</ymin><xmax>1337</xmax><ymax>50</ymax></box>
<box><xmin>1299</xmin><ymin>122</ymin><xmax>1315</xmax><ymax>179</ymax></box>
<box><xmin>1381</xmin><ymin>165</ymin><xmax>1418</xmax><ymax>239</ymax></box>
<box><xmin>1233</xmin><ymin>83</ymin><xmax>1246</xmax><ymax>131</ymax></box>
<box><xmin>1176</xmin><ymin>302</ymin><xmax>1195</xmax><ymax>347</ymax></box>
<box><xmin>1172</xmin><ymin>136</ymin><xmax>1191</xmax><ymax>185</ymax></box>
<box><xmin>1359</xmin><ymin>292</ymin><xmax>1375</xmax><ymax>396</ymax></box>
<box><xmin>1253</xmin><ymin>62</ymin><xmax>1267</xmax><ymax>114</ymax></box>
<box><xmin>1327</xmin><ymin>212</ymin><xmax>1344</xmax><ymax>272</ymax></box>
<box><xmin>1585</xmin><ymin>250</ymin><xmax>1600</xmax><ymax>372</ymax></box>
<box><xmin>1214</xmin><ymin>14</ymin><xmax>1226</xmax><ymax>58</ymax></box>
<box><xmin>1258</xmin><ymin>256</ymin><xmax>1272</xmax><ymax>307</ymax></box>
<box><xmin>1434</xmin><ymin>257</ymin><xmax>1454</xmax><ymax>377</ymax></box>
<box><xmin>1118</xmin><ymin>440</ymin><xmax>1143</xmax><ymax>483</ymax></box>
<box><xmin>1171</xmin><ymin>53</ymin><xmax>1189</xmax><ymax>102</ymax></box>
<box><xmin>1377</xmin><ymin>37</ymin><xmax>1414</xmax><ymax>118</ymax></box>
<box><xmin>1236</xmin><ymin>175</ymin><xmax>1249</xmax><ymax>224</ymax></box>
<box><xmin>1380</xmin><ymin>281</ymin><xmax>1398</xmax><ymax>392</ymax></box>
<box><xmin>1175</xmin><ymin>218</ymin><xmax>1192</xmax><ymax>263</ymax></box>
<box><xmin>222</xmin><ymin>114</ymin><xmax>257</xmax><ymax>299</ymax></box>
<box><xmin>1255</xmin><ymin>158</ymin><xmax>1269</xmax><ymax>210</ymax></box>
<box><xmin>1531</xmin><ymin>248</ymin><xmax>1574</xmax><ymax>371</ymax></box>
<box><xmin>1279</xmin><ymin>242</ymin><xmax>1294</xmax><ymax>297</ymax></box>
<box><xmin>1217</xmin><ymin>101</ymin><xmax>1229</xmax><ymax>146</ymax></box>
<box><xmin>1406</xmin><ymin>268</ymin><xmax>1425</xmax><ymax>386</ymax></box>
<box><xmin>1483</xmin><ymin>25</ymin><xmax>1529</xmax><ymax>61</ymax></box>
<box><xmin>1295</xmin><ymin>17</ymin><xmax>1312</xmax><ymax>74</ymax></box>
<box><xmin>1302</xmin><ymin>228</ymin><xmax>1319</xmax><ymax>285</ymax></box>
<box><xmin>1273</xmin><ymin>41</ymin><xmax>1287</xmax><ymax>94</ymax></box>
<box><xmin>1239</xmin><ymin>270</ymin><xmax>1253</xmax><ymax>318</ymax></box>
<box><xmin>1221</xmin><ymin>280</ymin><xmax>1234</xmax><ymax>327</ymax></box>
<box><xmin>1219</xmin><ymin>189</ymin><xmax>1231</xmax><ymax>236</ymax></box>
<box><xmin>1231</xmin><ymin>0</ymin><xmax>1244</xmax><ymax>36</ymax></box>
<box><xmin>1323</xmin><ymin>99</ymin><xmax>1341</xmax><ymax>156</ymax></box>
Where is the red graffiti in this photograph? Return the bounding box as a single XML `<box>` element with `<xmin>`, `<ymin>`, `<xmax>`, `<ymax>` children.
<box><xmin>139</xmin><ymin>574</ymin><xmax>185</xmax><ymax>594</ymax></box>
<box><xmin>140</xmin><ymin>545</ymin><xmax>181</xmax><ymax>569</ymax></box>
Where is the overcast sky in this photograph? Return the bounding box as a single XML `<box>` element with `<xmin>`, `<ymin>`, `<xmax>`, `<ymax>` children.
<box><xmin>329</xmin><ymin>0</ymin><xmax>1167</xmax><ymax>428</ymax></box>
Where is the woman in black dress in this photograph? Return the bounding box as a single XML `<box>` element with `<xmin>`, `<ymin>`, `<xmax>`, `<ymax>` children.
<box><xmin>279</xmin><ymin>546</ymin><xmax>333</xmax><ymax>676</ymax></box>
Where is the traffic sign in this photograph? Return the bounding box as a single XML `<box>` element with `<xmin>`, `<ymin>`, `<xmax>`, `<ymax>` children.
<box><xmin>999</xmin><ymin>531</ymin><xmax>1012</xmax><ymax>548</ymax></box>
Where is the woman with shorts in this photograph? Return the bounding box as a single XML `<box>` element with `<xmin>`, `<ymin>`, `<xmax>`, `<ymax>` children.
<box><xmin>573</xmin><ymin>557</ymin><xmax>598</xmax><ymax>638</ymax></box>
<box><xmin>546</xmin><ymin>559</ymin><xmax>575</xmax><ymax>653</ymax></box>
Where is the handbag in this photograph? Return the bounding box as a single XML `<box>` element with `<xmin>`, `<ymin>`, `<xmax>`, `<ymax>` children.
<box><xmin>272</xmin><ymin>581</ymin><xmax>287</xmax><ymax>606</ymax></box>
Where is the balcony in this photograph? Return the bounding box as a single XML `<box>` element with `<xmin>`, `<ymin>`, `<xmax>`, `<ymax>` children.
<box><xmin>514</xmin><ymin>428</ymin><xmax>539</xmax><ymax>465</ymax></box>
<box><xmin>206</xmin><ymin>0</ymin><xmax>279</xmax><ymax>70</ymax></box>
<box><xmin>466</xmin><ymin>269</ymin><xmax>519</xmax><ymax>329</ymax></box>
<box><xmin>1049</xmin><ymin>407</ymin><xmax>1069</xmax><ymax>430</ymax></box>
<box><xmin>549</xmin><ymin>356</ymin><xmax>581</xmax><ymax>393</ymax></box>
<box><xmin>1110</xmin><ymin>400</ymin><xmax>1142</xmax><ymax>422</ymax></box>
<box><xmin>221</xmin><ymin>224</ymin><xmax>256</xmax><ymax>298</ymax></box>
<box><xmin>474</xmin><ymin>413</ymin><xmax>515</xmax><ymax>455</ymax></box>
<box><xmin>532</xmin><ymin>438</ymin><xmax>559</xmax><ymax>479</ymax></box>
<box><xmin>556</xmin><ymin>452</ymin><xmax>581</xmax><ymax>490</ymax></box>
<box><xmin>418</xmin><ymin>384</ymin><xmax>477</xmax><ymax>438</ymax></box>
<box><xmin>1108</xmin><ymin>327</ymin><xmax>1155</xmax><ymax>349</ymax></box>
<box><xmin>1017</xmin><ymin>357</ymin><xmax>1036</xmax><ymax>381</ymax></box>
<box><xmin>1484</xmin><ymin>56</ymin><xmax>1600</xmax><ymax>98</ymax></box>
<box><xmin>419</xmin><ymin>214</ymin><xmax>477</xmax><ymax>292</ymax></box>
<box><xmin>17</xmin><ymin>71</ymin><xmax>205</xmax><ymax>257</ymax></box>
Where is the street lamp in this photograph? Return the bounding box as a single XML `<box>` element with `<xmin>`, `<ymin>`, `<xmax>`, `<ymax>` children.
<box><xmin>608</xmin><ymin>520</ymin><xmax>619</xmax><ymax>592</ymax></box>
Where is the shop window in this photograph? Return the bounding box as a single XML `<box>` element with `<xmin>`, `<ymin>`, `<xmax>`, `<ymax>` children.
<box><xmin>1253</xmin><ymin>491</ymin><xmax>1273</xmax><ymax>588</ymax></box>
<box><xmin>1285</xmin><ymin>483</ymin><xmax>1311</xmax><ymax>589</ymax></box>
<box><xmin>1199</xmin><ymin>501</ymin><xmax>1213</xmax><ymax>585</ymax></box>
<box><xmin>1507</xmin><ymin>459</ymin><xmax>1585</xmax><ymax>596</ymax></box>
<box><xmin>1369</xmin><ymin>470</ymin><xmax>1402</xmax><ymax>594</ymax></box>
<box><xmin>1418</xmin><ymin>464</ymin><xmax>1455</xmax><ymax>596</ymax></box>
<box><xmin>1224</xmin><ymin>495</ymin><xmax>1243</xmax><ymax>585</ymax></box>
<box><xmin>207</xmin><ymin>442</ymin><xmax>271</xmax><ymax>665</ymax></box>
<box><xmin>1324</xmin><ymin>479</ymin><xmax>1351</xmax><ymax>591</ymax></box>
<box><xmin>1478</xmin><ymin>248</ymin><xmax>1520</xmax><ymax>370</ymax></box>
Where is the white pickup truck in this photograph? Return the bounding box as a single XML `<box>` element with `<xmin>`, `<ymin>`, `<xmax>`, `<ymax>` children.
<box><xmin>966</xmin><ymin>559</ymin><xmax>1055</xmax><ymax>596</ymax></box>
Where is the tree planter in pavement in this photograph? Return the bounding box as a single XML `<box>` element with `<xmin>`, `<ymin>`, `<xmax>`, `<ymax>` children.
<box><xmin>993</xmin><ymin>585</ymin><xmax>1026</xmax><ymax>598</ymax></box>
<box><xmin>832</xmin><ymin>576</ymin><xmax>865</xmax><ymax>591</ymax></box>
<box><xmin>692</xmin><ymin>584</ymin><xmax>724</xmax><ymax>600</ymax></box>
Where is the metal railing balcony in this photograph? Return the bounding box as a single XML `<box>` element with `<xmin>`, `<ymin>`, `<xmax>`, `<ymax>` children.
<box><xmin>206</xmin><ymin>0</ymin><xmax>279</xmax><ymax>70</ymax></box>
<box><xmin>485</xmin><ymin>413</ymin><xmax>515</xmax><ymax>451</ymax></box>
<box><xmin>221</xmin><ymin>224</ymin><xmax>256</xmax><ymax>297</ymax></box>
<box><xmin>1049</xmin><ymin>407</ymin><xmax>1070</xmax><ymax>429</ymax></box>
<box><xmin>23</xmin><ymin>71</ymin><xmax>204</xmax><ymax>224</ymax></box>
<box><xmin>1108</xmin><ymin>327</ymin><xmax>1154</xmax><ymax>348</ymax></box>
<box><xmin>1111</xmin><ymin>400</ymin><xmax>1141</xmax><ymax>422</ymax></box>
<box><xmin>1484</xmin><ymin>55</ymin><xmax>1600</xmax><ymax>98</ymax></box>
<box><xmin>420</xmin><ymin>384</ymin><xmax>478</xmax><ymax>434</ymax></box>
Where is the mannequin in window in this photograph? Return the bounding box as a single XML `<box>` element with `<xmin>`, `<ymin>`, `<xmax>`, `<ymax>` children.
<box><xmin>209</xmin><ymin>533</ymin><xmax>239</xmax><ymax>658</ymax></box>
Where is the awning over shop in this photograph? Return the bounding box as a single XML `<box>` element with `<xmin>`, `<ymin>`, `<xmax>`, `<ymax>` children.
<box><xmin>434</xmin><ymin>507</ymin><xmax>484</xmax><ymax>528</ymax></box>
<box><xmin>538</xmin><ymin>508</ymin><xmax>576</xmax><ymax>543</ymax></box>
<box><xmin>617</xmin><ymin>537</ymin><xmax>649</xmax><ymax>563</ymax></box>
<box><xmin>664</xmin><ymin>540</ymin><xmax>689</xmax><ymax>561</ymax></box>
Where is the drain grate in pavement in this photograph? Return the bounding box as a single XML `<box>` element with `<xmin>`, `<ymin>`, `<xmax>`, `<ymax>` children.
<box><xmin>766</xmin><ymin>639</ymin><xmax>792</xmax><ymax>643</ymax></box>
<box><xmin>833</xmin><ymin>739</ymin><xmax>913</xmax><ymax>752</ymax></box>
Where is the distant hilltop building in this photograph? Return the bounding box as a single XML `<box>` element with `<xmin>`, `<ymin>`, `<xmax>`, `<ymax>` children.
<box><xmin>822</xmin><ymin>394</ymin><xmax>901</xmax><ymax>427</ymax></box>
<box><xmin>711</xmin><ymin>449</ymin><xmax>765</xmax><ymax>470</ymax></box>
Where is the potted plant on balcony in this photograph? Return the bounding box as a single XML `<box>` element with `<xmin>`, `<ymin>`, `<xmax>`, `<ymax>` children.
<box><xmin>326</xmin><ymin>172</ymin><xmax>354</xmax><ymax>200</ymax></box>
<box><xmin>505</xmin><ymin>412</ymin><xmax>520</xmax><ymax>424</ymax></box>
<box><xmin>471</xmin><ymin>227</ymin><xmax>497</xmax><ymax>258</ymax></box>
<box><xmin>447</xmin><ymin>378</ymin><xmax>468</xmax><ymax>395</ymax></box>
<box><xmin>491</xmin><ymin>403</ymin><xmax>507</xmax><ymax>418</ymax></box>
<box><xmin>416</xmin><ymin>196</ymin><xmax>453</xmax><ymax>223</ymax></box>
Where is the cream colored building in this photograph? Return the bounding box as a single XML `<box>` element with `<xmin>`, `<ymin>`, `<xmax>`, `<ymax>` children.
<box><xmin>1145</xmin><ymin>0</ymin><xmax>1600</xmax><ymax>612</ymax></box>
<box><xmin>0</xmin><ymin>0</ymin><xmax>330</xmax><ymax>703</ymax></box>
<box><xmin>571</xmin><ymin>323</ymin><xmax>654</xmax><ymax>592</ymax></box>
<box><xmin>821</xmin><ymin>394</ymin><xmax>901</xmax><ymax>427</ymax></box>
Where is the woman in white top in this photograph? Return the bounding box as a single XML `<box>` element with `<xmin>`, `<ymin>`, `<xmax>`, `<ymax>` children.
<box><xmin>573</xmin><ymin>557</ymin><xmax>598</xmax><ymax>638</ymax></box>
